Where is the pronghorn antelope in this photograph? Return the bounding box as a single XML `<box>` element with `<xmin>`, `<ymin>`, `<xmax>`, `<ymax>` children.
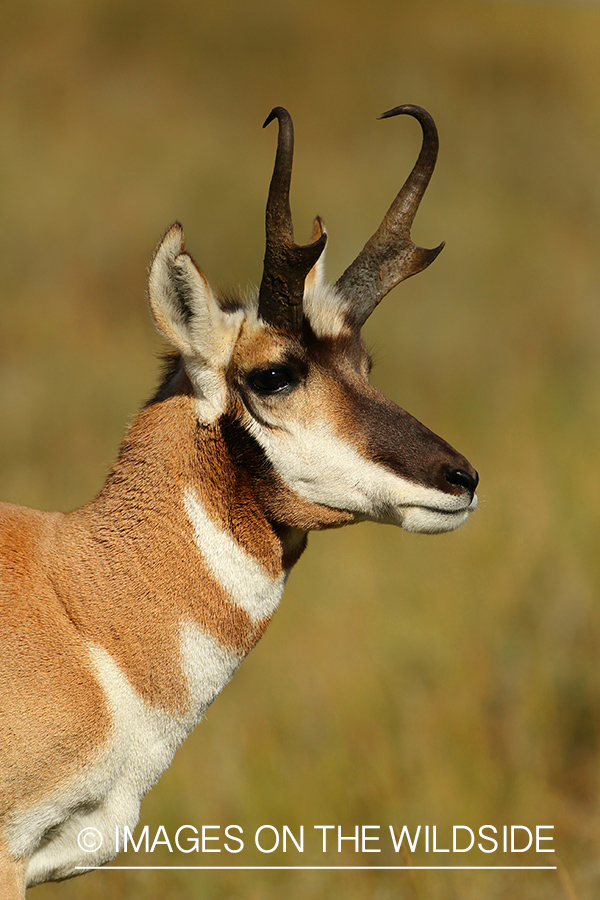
<box><xmin>0</xmin><ymin>104</ymin><xmax>478</xmax><ymax>896</ymax></box>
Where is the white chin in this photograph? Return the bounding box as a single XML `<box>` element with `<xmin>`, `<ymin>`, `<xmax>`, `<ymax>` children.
<box><xmin>400</xmin><ymin>496</ymin><xmax>478</xmax><ymax>535</ymax></box>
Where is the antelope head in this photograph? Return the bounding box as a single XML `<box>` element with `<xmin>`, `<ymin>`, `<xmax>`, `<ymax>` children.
<box><xmin>148</xmin><ymin>105</ymin><xmax>478</xmax><ymax>536</ymax></box>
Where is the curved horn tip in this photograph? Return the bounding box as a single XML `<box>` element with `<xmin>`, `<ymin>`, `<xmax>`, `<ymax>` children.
<box><xmin>377</xmin><ymin>104</ymin><xmax>435</xmax><ymax>124</ymax></box>
<box><xmin>263</xmin><ymin>106</ymin><xmax>290</xmax><ymax>129</ymax></box>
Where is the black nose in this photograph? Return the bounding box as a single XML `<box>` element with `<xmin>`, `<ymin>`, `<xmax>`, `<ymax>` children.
<box><xmin>445</xmin><ymin>467</ymin><xmax>479</xmax><ymax>495</ymax></box>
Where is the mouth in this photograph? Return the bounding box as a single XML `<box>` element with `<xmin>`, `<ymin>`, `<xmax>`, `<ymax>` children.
<box><xmin>400</xmin><ymin>493</ymin><xmax>478</xmax><ymax>534</ymax></box>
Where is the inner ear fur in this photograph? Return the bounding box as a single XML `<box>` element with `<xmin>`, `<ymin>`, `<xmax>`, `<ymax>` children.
<box><xmin>148</xmin><ymin>222</ymin><xmax>240</xmax><ymax>366</ymax></box>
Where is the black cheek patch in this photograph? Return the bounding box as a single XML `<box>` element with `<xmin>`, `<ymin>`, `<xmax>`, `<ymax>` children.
<box><xmin>220</xmin><ymin>412</ymin><xmax>273</xmax><ymax>480</ymax></box>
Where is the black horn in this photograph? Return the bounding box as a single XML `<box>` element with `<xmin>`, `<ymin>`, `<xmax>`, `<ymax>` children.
<box><xmin>257</xmin><ymin>107</ymin><xmax>327</xmax><ymax>333</ymax></box>
<box><xmin>335</xmin><ymin>105</ymin><xmax>444</xmax><ymax>326</ymax></box>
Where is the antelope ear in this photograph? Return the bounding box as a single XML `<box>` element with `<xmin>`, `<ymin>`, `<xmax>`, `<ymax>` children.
<box><xmin>148</xmin><ymin>223</ymin><xmax>239</xmax><ymax>365</ymax></box>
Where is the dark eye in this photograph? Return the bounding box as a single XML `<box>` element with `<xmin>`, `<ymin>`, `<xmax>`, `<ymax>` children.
<box><xmin>247</xmin><ymin>368</ymin><xmax>296</xmax><ymax>395</ymax></box>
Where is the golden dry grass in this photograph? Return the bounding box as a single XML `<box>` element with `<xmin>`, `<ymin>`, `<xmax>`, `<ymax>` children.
<box><xmin>1</xmin><ymin>0</ymin><xmax>600</xmax><ymax>897</ymax></box>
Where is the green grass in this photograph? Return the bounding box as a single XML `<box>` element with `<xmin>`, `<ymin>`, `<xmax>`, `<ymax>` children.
<box><xmin>2</xmin><ymin>1</ymin><xmax>600</xmax><ymax>897</ymax></box>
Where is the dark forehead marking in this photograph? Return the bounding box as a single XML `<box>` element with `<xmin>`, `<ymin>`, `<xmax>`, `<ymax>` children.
<box><xmin>301</xmin><ymin>318</ymin><xmax>368</xmax><ymax>371</ymax></box>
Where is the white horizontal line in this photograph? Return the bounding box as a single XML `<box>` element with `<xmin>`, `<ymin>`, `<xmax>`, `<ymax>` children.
<box><xmin>76</xmin><ymin>865</ymin><xmax>558</xmax><ymax>871</ymax></box>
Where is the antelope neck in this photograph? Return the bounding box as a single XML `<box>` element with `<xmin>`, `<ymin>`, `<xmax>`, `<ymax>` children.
<box><xmin>53</xmin><ymin>388</ymin><xmax>296</xmax><ymax>715</ymax></box>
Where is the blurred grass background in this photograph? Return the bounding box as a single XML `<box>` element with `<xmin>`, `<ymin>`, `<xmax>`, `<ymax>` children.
<box><xmin>1</xmin><ymin>0</ymin><xmax>599</xmax><ymax>897</ymax></box>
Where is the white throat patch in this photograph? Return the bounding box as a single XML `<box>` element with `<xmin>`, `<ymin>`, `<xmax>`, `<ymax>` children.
<box><xmin>245</xmin><ymin>416</ymin><xmax>476</xmax><ymax>534</ymax></box>
<box><xmin>183</xmin><ymin>487</ymin><xmax>287</xmax><ymax>623</ymax></box>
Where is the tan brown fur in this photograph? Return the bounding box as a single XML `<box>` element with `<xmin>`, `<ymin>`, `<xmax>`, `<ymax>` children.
<box><xmin>0</xmin><ymin>504</ymin><xmax>112</xmax><ymax>819</ymax></box>
<box><xmin>0</xmin><ymin>376</ymin><xmax>294</xmax><ymax>823</ymax></box>
<box><xmin>0</xmin><ymin>844</ymin><xmax>25</xmax><ymax>898</ymax></box>
<box><xmin>56</xmin><ymin>389</ymin><xmax>286</xmax><ymax>706</ymax></box>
